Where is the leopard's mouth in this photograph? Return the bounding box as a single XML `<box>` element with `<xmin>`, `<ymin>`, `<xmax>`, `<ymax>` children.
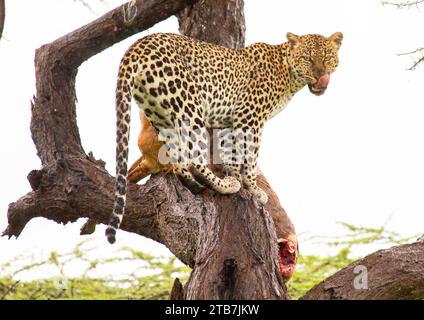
<box><xmin>308</xmin><ymin>83</ymin><xmax>326</xmax><ymax>96</ymax></box>
<box><xmin>308</xmin><ymin>73</ymin><xmax>330</xmax><ymax>96</ymax></box>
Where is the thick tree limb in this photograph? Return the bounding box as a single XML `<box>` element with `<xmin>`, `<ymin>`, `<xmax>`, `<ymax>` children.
<box><xmin>301</xmin><ymin>242</ymin><xmax>424</xmax><ymax>300</ymax></box>
<box><xmin>5</xmin><ymin>158</ymin><xmax>199</xmax><ymax>265</ymax></box>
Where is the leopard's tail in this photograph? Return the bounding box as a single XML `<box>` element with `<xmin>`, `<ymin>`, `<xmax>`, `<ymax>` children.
<box><xmin>105</xmin><ymin>58</ymin><xmax>136</xmax><ymax>244</ymax></box>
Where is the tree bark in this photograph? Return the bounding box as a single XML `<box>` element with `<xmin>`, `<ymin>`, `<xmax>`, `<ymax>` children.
<box><xmin>301</xmin><ymin>242</ymin><xmax>424</xmax><ymax>300</ymax></box>
<box><xmin>177</xmin><ymin>0</ymin><xmax>245</xmax><ymax>49</ymax></box>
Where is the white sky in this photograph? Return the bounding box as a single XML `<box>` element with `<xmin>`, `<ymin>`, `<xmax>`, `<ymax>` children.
<box><xmin>1</xmin><ymin>0</ymin><xmax>423</xmax><ymax>277</ymax></box>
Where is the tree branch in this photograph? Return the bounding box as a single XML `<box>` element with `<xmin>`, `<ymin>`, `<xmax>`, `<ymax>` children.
<box><xmin>301</xmin><ymin>241</ymin><xmax>424</xmax><ymax>300</ymax></box>
<box><xmin>397</xmin><ymin>47</ymin><xmax>424</xmax><ymax>70</ymax></box>
<box><xmin>398</xmin><ymin>47</ymin><xmax>424</xmax><ymax>55</ymax></box>
<box><xmin>383</xmin><ymin>1</ymin><xmax>424</xmax><ymax>69</ymax></box>
<box><xmin>382</xmin><ymin>0</ymin><xmax>424</xmax><ymax>8</ymax></box>
<box><xmin>5</xmin><ymin>159</ymin><xmax>202</xmax><ymax>265</ymax></box>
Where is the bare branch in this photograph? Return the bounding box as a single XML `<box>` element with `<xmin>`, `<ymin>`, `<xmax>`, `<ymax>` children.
<box><xmin>398</xmin><ymin>47</ymin><xmax>424</xmax><ymax>55</ymax></box>
<box><xmin>382</xmin><ymin>0</ymin><xmax>424</xmax><ymax>8</ymax></box>
<box><xmin>383</xmin><ymin>1</ymin><xmax>424</xmax><ymax>70</ymax></box>
<box><xmin>398</xmin><ymin>47</ymin><xmax>424</xmax><ymax>70</ymax></box>
<box><xmin>408</xmin><ymin>56</ymin><xmax>424</xmax><ymax>70</ymax></box>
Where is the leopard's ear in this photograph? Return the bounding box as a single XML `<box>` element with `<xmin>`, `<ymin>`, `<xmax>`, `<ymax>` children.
<box><xmin>286</xmin><ymin>32</ymin><xmax>300</xmax><ymax>48</ymax></box>
<box><xmin>328</xmin><ymin>32</ymin><xmax>343</xmax><ymax>49</ymax></box>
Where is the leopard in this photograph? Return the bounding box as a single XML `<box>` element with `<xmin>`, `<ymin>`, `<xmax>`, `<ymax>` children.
<box><xmin>106</xmin><ymin>32</ymin><xmax>343</xmax><ymax>244</ymax></box>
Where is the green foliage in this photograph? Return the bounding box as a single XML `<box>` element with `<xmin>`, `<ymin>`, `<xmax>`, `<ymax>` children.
<box><xmin>0</xmin><ymin>223</ymin><xmax>416</xmax><ymax>300</ymax></box>
<box><xmin>0</xmin><ymin>240</ymin><xmax>190</xmax><ymax>300</ymax></box>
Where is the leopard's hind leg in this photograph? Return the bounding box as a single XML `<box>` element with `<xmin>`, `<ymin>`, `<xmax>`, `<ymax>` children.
<box><xmin>160</xmin><ymin>124</ymin><xmax>204</xmax><ymax>193</ymax></box>
<box><xmin>186</xmin><ymin>123</ymin><xmax>241</xmax><ymax>194</ymax></box>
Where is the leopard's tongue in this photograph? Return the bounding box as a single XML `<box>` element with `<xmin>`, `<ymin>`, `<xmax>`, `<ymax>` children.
<box><xmin>317</xmin><ymin>73</ymin><xmax>330</xmax><ymax>89</ymax></box>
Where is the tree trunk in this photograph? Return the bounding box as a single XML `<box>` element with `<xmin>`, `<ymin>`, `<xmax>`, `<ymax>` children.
<box><xmin>177</xmin><ymin>0</ymin><xmax>245</xmax><ymax>49</ymax></box>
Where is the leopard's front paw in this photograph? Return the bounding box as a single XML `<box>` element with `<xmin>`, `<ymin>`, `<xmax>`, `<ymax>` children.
<box><xmin>222</xmin><ymin>176</ymin><xmax>242</xmax><ymax>194</ymax></box>
<box><xmin>250</xmin><ymin>186</ymin><xmax>268</xmax><ymax>204</ymax></box>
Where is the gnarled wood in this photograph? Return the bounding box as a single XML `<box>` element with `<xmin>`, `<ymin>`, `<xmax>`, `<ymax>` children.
<box><xmin>301</xmin><ymin>242</ymin><xmax>424</xmax><ymax>300</ymax></box>
<box><xmin>177</xmin><ymin>0</ymin><xmax>245</xmax><ymax>49</ymax></box>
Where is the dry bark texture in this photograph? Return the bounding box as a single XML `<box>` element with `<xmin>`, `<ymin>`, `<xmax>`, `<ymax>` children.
<box><xmin>302</xmin><ymin>242</ymin><xmax>424</xmax><ymax>300</ymax></box>
<box><xmin>177</xmin><ymin>0</ymin><xmax>245</xmax><ymax>49</ymax></box>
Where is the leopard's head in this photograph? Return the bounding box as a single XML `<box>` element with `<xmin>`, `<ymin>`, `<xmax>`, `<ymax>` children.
<box><xmin>286</xmin><ymin>32</ymin><xmax>343</xmax><ymax>96</ymax></box>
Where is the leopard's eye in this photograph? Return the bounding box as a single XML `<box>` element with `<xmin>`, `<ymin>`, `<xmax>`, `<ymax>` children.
<box><xmin>299</xmin><ymin>54</ymin><xmax>312</xmax><ymax>62</ymax></box>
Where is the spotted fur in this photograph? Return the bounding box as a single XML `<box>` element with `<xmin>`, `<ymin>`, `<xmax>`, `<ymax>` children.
<box><xmin>106</xmin><ymin>32</ymin><xmax>343</xmax><ymax>243</ymax></box>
